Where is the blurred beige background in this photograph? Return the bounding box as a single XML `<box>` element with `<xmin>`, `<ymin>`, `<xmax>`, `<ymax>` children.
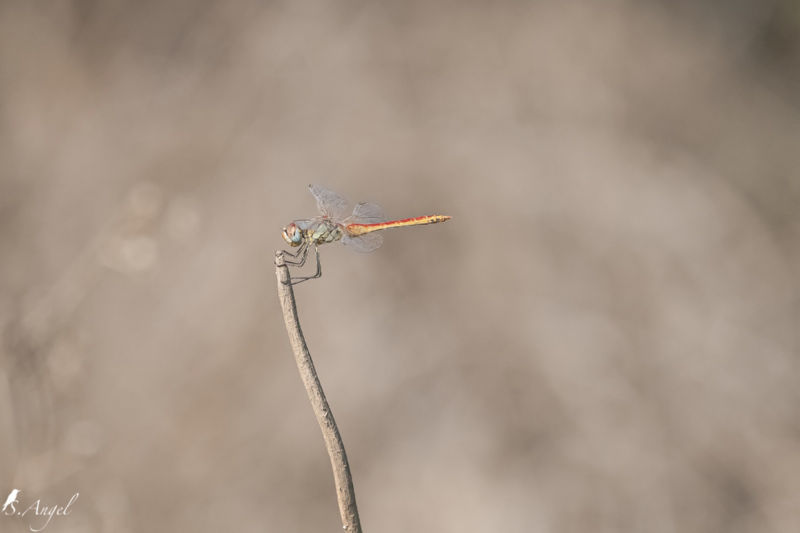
<box><xmin>1</xmin><ymin>1</ymin><xmax>799</xmax><ymax>532</ymax></box>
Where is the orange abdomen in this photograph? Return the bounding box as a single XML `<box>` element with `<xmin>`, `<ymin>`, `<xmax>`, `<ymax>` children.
<box><xmin>346</xmin><ymin>215</ymin><xmax>451</xmax><ymax>236</ymax></box>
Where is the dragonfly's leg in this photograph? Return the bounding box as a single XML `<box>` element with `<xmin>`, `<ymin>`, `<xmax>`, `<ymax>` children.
<box><xmin>289</xmin><ymin>246</ymin><xmax>322</xmax><ymax>285</ymax></box>
<box><xmin>282</xmin><ymin>241</ymin><xmax>309</xmax><ymax>266</ymax></box>
<box><xmin>281</xmin><ymin>243</ymin><xmax>310</xmax><ymax>286</ymax></box>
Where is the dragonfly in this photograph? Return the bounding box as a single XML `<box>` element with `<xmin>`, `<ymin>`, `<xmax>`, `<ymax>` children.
<box><xmin>281</xmin><ymin>185</ymin><xmax>451</xmax><ymax>285</ymax></box>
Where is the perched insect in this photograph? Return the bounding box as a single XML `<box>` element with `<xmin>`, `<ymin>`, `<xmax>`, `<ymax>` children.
<box><xmin>281</xmin><ymin>185</ymin><xmax>451</xmax><ymax>284</ymax></box>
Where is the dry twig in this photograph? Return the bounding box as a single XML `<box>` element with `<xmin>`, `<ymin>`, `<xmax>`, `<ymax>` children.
<box><xmin>275</xmin><ymin>251</ymin><xmax>362</xmax><ymax>532</ymax></box>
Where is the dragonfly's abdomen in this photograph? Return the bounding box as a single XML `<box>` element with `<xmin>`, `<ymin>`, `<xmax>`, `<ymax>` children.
<box><xmin>346</xmin><ymin>215</ymin><xmax>451</xmax><ymax>236</ymax></box>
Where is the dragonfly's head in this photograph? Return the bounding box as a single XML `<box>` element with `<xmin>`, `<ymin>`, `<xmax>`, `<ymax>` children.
<box><xmin>282</xmin><ymin>222</ymin><xmax>303</xmax><ymax>247</ymax></box>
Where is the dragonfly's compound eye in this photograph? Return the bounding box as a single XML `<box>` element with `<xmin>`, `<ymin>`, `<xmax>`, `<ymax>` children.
<box><xmin>282</xmin><ymin>223</ymin><xmax>302</xmax><ymax>247</ymax></box>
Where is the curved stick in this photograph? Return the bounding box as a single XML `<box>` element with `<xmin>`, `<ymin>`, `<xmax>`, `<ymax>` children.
<box><xmin>274</xmin><ymin>251</ymin><xmax>363</xmax><ymax>532</ymax></box>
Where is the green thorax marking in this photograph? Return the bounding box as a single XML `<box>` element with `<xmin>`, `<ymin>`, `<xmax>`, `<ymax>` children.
<box><xmin>308</xmin><ymin>219</ymin><xmax>344</xmax><ymax>245</ymax></box>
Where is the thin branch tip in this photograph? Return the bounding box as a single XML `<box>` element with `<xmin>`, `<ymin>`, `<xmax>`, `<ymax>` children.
<box><xmin>275</xmin><ymin>259</ymin><xmax>362</xmax><ymax>532</ymax></box>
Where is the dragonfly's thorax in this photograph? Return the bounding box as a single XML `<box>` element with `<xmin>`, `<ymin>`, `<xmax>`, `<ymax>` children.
<box><xmin>307</xmin><ymin>218</ymin><xmax>344</xmax><ymax>245</ymax></box>
<box><xmin>284</xmin><ymin>218</ymin><xmax>343</xmax><ymax>247</ymax></box>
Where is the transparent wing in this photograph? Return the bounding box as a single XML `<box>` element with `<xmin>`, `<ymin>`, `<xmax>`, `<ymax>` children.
<box><xmin>345</xmin><ymin>201</ymin><xmax>386</xmax><ymax>224</ymax></box>
<box><xmin>342</xmin><ymin>231</ymin><xmax>384</xmax><ymax>253</ymax></box>
<box><xmin>341</xmin><ymin>201</ymin><xmax>386</xmax><ymax>252</ymax></box>
<box><xmin>309</xmin><ymin>184</ymin><xmax>350</xmax><ymax>221</ymax></box>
